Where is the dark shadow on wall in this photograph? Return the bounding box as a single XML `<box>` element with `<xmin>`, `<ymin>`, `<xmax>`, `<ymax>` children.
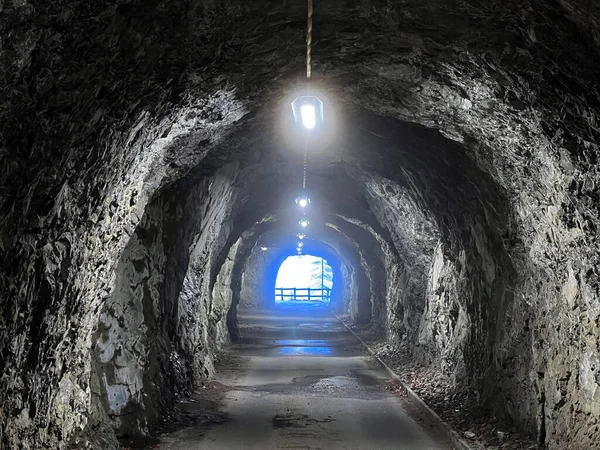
<box><xmin>91</xmin><ymin>198</ymin><xmax>169</xmax><ymax>438</ymax></box>
<box><xmin>90</xmin><ymin>161</ymin><xmax>240</xmax><ymax>439</ymax></box>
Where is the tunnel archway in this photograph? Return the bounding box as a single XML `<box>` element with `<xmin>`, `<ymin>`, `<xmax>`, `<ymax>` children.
<box><xmin>229</xmin><ymin>218</ymin><xmax>379</xmax><ymax>336</ymax></box>
<box><xmin>3</xmin><ymin>2</ymin><xmax>600</xmax><ymax>449</ymax></box>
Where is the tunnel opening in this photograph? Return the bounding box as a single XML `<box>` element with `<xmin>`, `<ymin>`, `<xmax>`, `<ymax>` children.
<box><xmin>274</xmin><ymin>255</ymin><xmax>333</xmax><ymax>304</ymax></box>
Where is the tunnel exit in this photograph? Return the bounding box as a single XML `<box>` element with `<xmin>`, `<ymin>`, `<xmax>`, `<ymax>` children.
<box><xmin>275</xmin><ymin>255</ymin><xmax>333</xmax><ymax>303</ymax></box>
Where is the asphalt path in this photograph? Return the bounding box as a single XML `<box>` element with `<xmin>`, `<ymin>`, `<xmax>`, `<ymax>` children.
<box><xmin>153</xmin><ymin>302</ymin><xmax>453</xmax><ymax>450</ymax></box>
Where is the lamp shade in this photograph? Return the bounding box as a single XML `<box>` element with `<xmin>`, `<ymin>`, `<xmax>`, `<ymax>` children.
<box><xmin>291</xmin><ymin>96</ymin><xmax>324</xmax><ymax>130</ymax></box>
<box><xmin>295</xmin><ymin>195</ymin><xmax>311</xmax><ymax>208</ymax></box>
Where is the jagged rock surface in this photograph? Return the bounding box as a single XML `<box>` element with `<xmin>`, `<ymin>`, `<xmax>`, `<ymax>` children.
<box><xmin>1</xmin><ymin>1</ymin><xmax>600</xmax><ymax>449</ymax></box>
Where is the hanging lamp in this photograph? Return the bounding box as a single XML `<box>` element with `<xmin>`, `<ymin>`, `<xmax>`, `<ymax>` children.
<box><xmin>295</xmin><ymin>195</ymin><xmax>311</xmax><ymax>208</ymax></box>
<box><xmin>291</xmin><ymin>0</ymin><xmax>323</xmax><ymax>131</ymax></box>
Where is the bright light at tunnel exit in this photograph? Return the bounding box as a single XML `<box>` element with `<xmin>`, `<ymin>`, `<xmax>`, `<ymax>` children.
<box><xmin>275</xmin><ymin>255</ymin><xmax>333</xmax><ymax>303</ymax></box>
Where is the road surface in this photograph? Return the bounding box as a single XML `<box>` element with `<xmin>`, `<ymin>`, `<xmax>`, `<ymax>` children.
<box><xmin>153</xmin><ymin>302</ymin><xmax>453</xmax><ymax>450</ymax></box>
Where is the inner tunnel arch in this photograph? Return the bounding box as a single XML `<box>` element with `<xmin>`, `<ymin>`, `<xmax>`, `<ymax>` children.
<box><xmin>223</xmin><ymin>212</ymin><xmax>392</xmax><ymax>340</ymax></box>
<box><xmin>80</xmin><ymin>104</ymin><xmax>515</xmax><ymax>447</ymax></box>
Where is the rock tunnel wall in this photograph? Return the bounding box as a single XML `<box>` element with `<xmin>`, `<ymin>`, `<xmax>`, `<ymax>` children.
<box><xmin>239</xmin><ymin>248</ymin><xmax>282</xmax><ymax>310</ymax></box>
<box><xmin>91</xmin><ymin>198</ymin><xmax>167</xmax><ymax>440</ymax></box>
<box><xmin>89</xmin><ymin>161</ymin><xmax>240</xmax><ymax>443</ymax></box>
<box><xmin>2</xmin><ymin>0</ymin><xmax>600</xmax><ymax>449</ymax></box>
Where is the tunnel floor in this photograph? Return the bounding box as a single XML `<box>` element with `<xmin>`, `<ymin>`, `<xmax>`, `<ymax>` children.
<box><xmin>152</xmin><ymin>302</ymin><xmax>453</xmax><ymax>449</ymax></box>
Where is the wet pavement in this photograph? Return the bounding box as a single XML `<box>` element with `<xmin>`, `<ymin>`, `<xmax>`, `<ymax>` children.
<box><xmin>153</xmin><ymin>302</ymin><xmax>453</xmax><ymax>450</ymax></box>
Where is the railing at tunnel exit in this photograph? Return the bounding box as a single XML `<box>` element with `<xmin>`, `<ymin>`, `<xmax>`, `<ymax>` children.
<box><xmin>275</xmin><ymin>287</ymin><xmax>331</xmax><ymax>303</ymax></box>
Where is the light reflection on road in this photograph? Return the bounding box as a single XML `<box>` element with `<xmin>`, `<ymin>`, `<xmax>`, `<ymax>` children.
<box><xmin>278</xmin><ymin>345</ymin><xmax>333</xmax><ymax>356</ymax></box>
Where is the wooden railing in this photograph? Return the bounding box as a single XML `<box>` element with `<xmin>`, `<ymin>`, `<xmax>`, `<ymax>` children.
<box><xmin>275</xmin><ymin>287</ymin><xmax>331</xmax><ymax>303</ymax></box>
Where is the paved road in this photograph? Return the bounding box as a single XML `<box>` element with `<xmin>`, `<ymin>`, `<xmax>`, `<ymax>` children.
<box><xmin>154</xmin><ymin>302</ymin><xmax>453</xmax><ymax>450</ymax></box>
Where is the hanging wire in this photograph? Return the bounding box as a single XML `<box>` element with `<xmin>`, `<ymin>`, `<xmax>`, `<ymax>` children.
<box><xmin>306</xmin><ymin>0</ymin><xmax>313</xmax><ymax>79</ymax></box>
<box><xmin>302</xmin><ymin>136</ymin><xmax>308</xmax><ymax>189</ymax></box>
<box><xmin>302</xmin><ymin>0</ymin><xmax>313</xmax><ymax>190</ymax></box>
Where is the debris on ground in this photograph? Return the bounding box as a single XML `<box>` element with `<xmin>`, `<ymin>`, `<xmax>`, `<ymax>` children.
<box><xmin>342</xmin><ymin>317</ymin><xmax>538</xmax><ymax>450</ymax></box>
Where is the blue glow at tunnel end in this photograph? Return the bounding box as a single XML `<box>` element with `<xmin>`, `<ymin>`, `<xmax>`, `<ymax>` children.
<box><xmin>274</xmin><ymin>255</ymin><xmax>333</xmax><ymax>304</ymax></box>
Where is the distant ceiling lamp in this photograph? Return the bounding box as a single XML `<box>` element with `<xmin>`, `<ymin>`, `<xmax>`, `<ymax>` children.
<box><xmin>295</xmin><ymin>195</ymin><xmax>311</xmax><ymax>208</ymax></box>
<box><xmin>297</xmin><ymin>241</ymin><xmax>304</xmax><ymax>248</ymax></box>
<box><xmin>299</xmin><ymin>218</ymin><xmax>310</xmax><ymax>228</ymax></box>
<box><xmin>260</xmin><ymin>246</ymin><xmax>268</xmax><ymax>251</ymax></box>
<box><xmin>292</xmin><ymin>96</ymin><xmax>323</xmax><ymax>130</ymax></box>
<box><xmin>297</xmin><ymin>232</ymin><xmax>306</xmax><ymax>240</ymax></box>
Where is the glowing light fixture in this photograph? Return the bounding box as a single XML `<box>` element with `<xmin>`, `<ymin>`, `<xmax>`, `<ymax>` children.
<box><xmin>297</xmin><ymin>233</ymin><xmax>306</xmax><ymax>240</ymax></box>
<box><xmin>301</xmin><ymin>104</ymin><xmax>316</xmax><ymax>129</ymax></box>
<box><xmin>295</xmin><ymin>195</ymin><xmax>311</xmax><ymax>208</ymax></box>
<box><xmin>299</xmin><ymin>218</ymin><xmax>310</xmax><ymax>228</ymax></box>
<box><xmin>297</xmin><ymin>241</ymin><xmax>304</xmax><ymax>248</ymax></box>
<box><xmin>260</xmin><ymin>246</ymin><xmax>268</xmax><ymax>251</ymax></box>
<box><xmin>291</xmin><ymin>96</ymin><xmax>324</xmax><ymax>130</ymax></box>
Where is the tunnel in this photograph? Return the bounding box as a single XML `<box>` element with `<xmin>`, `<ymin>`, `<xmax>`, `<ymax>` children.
<box><xmin>1</xmin><ymin>0</ymin><xmax>600</xmax><ymax>449</ymax></box>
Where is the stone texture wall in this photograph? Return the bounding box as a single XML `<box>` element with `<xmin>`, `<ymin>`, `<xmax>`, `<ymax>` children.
<box><xmin>171</xmin><ymin>163</ymin><xmax>239</xmax><ymax>391</ymax></box>
<box><xmin>419</xmin><ymin>243</ymin><xmax>468</xmax><ymax>380</ymax></box>
<box><xmin>346</xmin><ymin>114</ymin><xmax>600</xmax><ymax>449</ymax></box>
<box><xmin>92</xmin><ymin>200</ymin><xmax>167</xmax><ymax>441</ymax></box>
<box><xmin>239</xmin><ymin>248</ymin><xmax>279</xmax><ymax>310</ymax></box>
<box><xmin>2</xmin><ymin>1</ymin><xmax>600</xmax><ymax>449</ymax></box>
<box><xmin>89</xmin><ymin>161</ymin><xmax>240</xmax><ymax>442</ymax></box>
